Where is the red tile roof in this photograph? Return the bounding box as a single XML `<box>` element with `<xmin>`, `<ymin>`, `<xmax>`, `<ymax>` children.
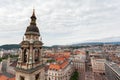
<box><xmin>0</xmin><ymin>75</ymin><xmax>15</xmax><ymax>80</ymax></box>
<box><xmin>56</xmin><ymin>57</ymin><xmax>65</xmax><ymax>62</ymax></box>
<box><xmin>74</xmin><ymin>50</ymin><xmax>85</xmax><ymax>55</ymax></box>
<box><xmin>49</xmin><ymin>61</ymin><xmax>68</xmax><ymax>70</ymax></box>
<box><xmin>60</xmin><ymin>61</ymin><xmax>68</xmax><ymax>69</ymax></box>
<box><xmin>49</xmin><ymin>64</ymin><xmax>60</xmax><ymax>70</ymax></box>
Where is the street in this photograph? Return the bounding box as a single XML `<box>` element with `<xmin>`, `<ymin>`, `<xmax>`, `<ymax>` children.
<box><xmin>85</xmin><ymin>71</ymin><xmax>94</xmax><ymax>80</ymax></box>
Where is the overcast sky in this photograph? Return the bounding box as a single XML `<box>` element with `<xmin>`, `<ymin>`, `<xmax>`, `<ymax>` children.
<box><xmin>0</xmin><ymin>0</ymin><xmax>120</xmax><ymax>46</ymax></box>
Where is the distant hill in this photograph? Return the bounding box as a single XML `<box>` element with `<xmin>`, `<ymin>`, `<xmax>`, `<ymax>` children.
<box><xmin>1</xmin><ymin>36</ymin><xmax>120</xmax><ymax>50</ymax></box>
<box><xmin>0</xmin><ymin>44</ymin><xmax>20</xmax><ymax>50</ymax></box>
<box><xmin>71</xmin><ymin>42</ymin><xmax>120</xmax><ymax>46</ymax></box>
<box><xmin>72</xmin><ymin>36</ymin><xmax>120</xmax><ymax>46</ymax></box>
<box><xmin>0</xmin><ymin>44</ymin><xmax>52</xmax><ymax>50</ymax></box>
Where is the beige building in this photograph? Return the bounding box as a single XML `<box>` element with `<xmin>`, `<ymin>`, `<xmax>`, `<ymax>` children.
<box><xmin>71</xmin><ymin>50</ymin><xmax>86</xmax><ymax>80</ymax></box>
<box><xmin>46</xmin><ymin>57</ymin><xmax>73</xmax><ymax>80</ymax></box>
<box><xmin>72</xmin><ymin>54</ymin><xmax>86</xmax><ymax>71</ymax></box>
<box><xmin>15</xmin><ymin>9</ymin><xmax>45</xmax><ymax>80</ymax></box>
<box><xmin>91</xmin><ymin>57</ymin><xmax>106</xmax><ymax>73</ymax></box>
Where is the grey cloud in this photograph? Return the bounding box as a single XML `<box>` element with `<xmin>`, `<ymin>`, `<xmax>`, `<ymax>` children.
<box><xmin>0</xmin><ymin>0</ymin><xmax>120</xmax><ymax>45</ymax></box>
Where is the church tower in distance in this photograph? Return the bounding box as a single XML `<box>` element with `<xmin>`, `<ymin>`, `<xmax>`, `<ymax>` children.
<box><xmin>15</xmin><ymin>9</ymin><xmax>45</xmax><ymax>80</ymax></box>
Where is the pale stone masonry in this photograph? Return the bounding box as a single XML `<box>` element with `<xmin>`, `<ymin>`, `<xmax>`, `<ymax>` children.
<box><xmin>15</xmin><ymin>9</ymin><xmax>45</xmax><ymax>80</ymax></box>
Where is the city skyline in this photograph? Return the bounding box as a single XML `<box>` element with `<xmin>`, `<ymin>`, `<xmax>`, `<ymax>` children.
<box><xmin>0</xmin><ymin>0</ymin><xmax>120</xmax><ymax>46</ymax></box>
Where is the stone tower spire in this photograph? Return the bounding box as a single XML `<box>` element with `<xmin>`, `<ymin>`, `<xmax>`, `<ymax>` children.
<box><xmin>25</xmin><ymin>9</ymin><xmax>40</xmax><ymax>36</ymax></box>
<box><xmin>30</xmin><ymin>9</ymin><xmax>36</xmax><ymax>25</ymax></box>
<box><xmin>15</xmin><ymin>9</ymin><xmax>45</xmax><ymax>80</ymax></box>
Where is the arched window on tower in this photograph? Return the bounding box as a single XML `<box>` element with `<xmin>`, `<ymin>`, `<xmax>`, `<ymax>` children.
<box><xmin>20</xmin><ymin>76</ymin><xmax>25</xmax><ymax>80</ymax></box>
<box><xmin>35</xmin><ymin>49</ymin><xmax>39</xmax><ymax>62</ymax></box>
<box><xmin>35</xmin><ymin>73</ymin><xmax>40</xmax><ymax>80</ymax></box>
<box><xmin>23</xmin><ymin>49</ymin><xmax>27</xmax><ymax>63</ymax></box>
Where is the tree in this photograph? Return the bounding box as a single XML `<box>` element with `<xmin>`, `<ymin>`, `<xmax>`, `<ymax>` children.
<box><xmin>70</xmin><ymin>71</ymin><xmax>79</xmax><ymax>80</ymax></box>
<box><xmin>0</xmin><ymin>58</ymin><xmax>2</xmax><ymax>62</ymax></box>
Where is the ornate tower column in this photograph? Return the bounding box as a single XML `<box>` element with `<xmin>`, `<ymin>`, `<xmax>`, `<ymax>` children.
<box><xmin>15</xmin><ymin>9</ymin><xmax>45</xmax><ymax>80</ymax></box>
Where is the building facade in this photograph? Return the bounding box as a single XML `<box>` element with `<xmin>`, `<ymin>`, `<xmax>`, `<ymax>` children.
<box><xmin>91</xmin><ymin>57</ymin><xmax>106</xmax><ymax>73</ymax></box>
<box><xmin>71</xmin><ymin>50</ymin><xmax>86</xmax><ymax>80</ymax></box>
<box><xmin>15</xmin><ymin>9</ymin><xmax>45</xmax><ymax>80</ymax></box>
<box><xmin>46</xmin><ymin>56</ymin><xmax>73</xmax><ymax>80</ymax></box>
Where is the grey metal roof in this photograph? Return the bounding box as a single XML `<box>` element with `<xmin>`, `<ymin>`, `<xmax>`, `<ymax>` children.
<box><xmin>105</xmin><ymin>61</ymin><xmax>120</xmax><ymax>76</ymax></box>
<box><xmin>2</xmin><ymin>72</ymin><xmax>15</xmax><ymax>78</ymax></box>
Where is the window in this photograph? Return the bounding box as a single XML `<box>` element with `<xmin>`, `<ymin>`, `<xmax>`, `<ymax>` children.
<box><xmin>23</xmin><ymin>49</ymin><xmax>27</xmax><ymax>63</ymax></box>
<box><xmin>35</xmin><ymin>49</ymin><xmax>39</xmax><ymax>62</ymax></box>
<box><xmin>35</xmin><ymin>73</ymin><xmax>40</xmax><ymax>80</ymax></box>
<box><xmin>36</xmin><ymin>36</ymin><xmax>38</xmax><ymax>39</ymax></box>
<box><xmin>20</xmin><ymin>76</ymin><xmax>25</xmax><ymax>80</ymax></box>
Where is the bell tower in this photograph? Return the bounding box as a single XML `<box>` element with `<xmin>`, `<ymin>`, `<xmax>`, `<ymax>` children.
<box><xmin>15</xmin><ymin>9</ymin><xmax>45</xmax><ymax>80</ymax></box>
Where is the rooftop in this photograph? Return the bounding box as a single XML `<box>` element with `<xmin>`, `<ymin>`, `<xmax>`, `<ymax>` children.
<box><xmin>49</xmin><ymin>61</ymin><xmax>69</xmax><ymax>70</ymax></box>
<box><xmin>0</xmin><ymin>72</ymin><xmax>15</xmax><ymax>80</ymax></box>
<box><xmin>105</xmin><ymin>61</ymin><xmax>120</xmax><ymax>76</ymax></box>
